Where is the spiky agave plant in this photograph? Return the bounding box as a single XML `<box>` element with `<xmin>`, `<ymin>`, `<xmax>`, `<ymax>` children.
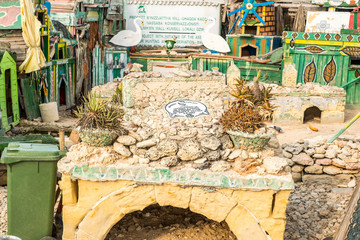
<box><xmin>74</xmin><ymin>92</ymin><xmax>127</xmax><ymax>135</ymax></box>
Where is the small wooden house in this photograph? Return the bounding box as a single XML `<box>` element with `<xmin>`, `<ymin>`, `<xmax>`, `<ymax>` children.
<box><xmin>0</xmin><ymin>51</ymin><xmax>19</xmax><ymax>135</ymax></box>
<box><xmin>282</xmin><ymin>30</ymin><xmax>360</xmax><ymax>107</ymax></box>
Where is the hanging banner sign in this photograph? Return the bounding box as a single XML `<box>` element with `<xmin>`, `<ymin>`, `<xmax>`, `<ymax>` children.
<box><xmin>124</xmin><ymin>4</ymin><xmax>221</xmax><ymax>47</ymax></box>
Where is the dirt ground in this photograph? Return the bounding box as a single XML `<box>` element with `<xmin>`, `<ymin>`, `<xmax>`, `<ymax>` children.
<box><xmin>105</xmin><ymin>205</ymin><xmax>237</xmax><ymax>240</ymax></box>
<box><xmin>272</xmin><ymin>109</ymin><xmax>360</xmax><ymax>145</ymax></box>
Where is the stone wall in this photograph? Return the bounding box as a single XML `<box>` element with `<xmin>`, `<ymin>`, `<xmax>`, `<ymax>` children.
<box><xmin>271</xmin><ymin>83</ymin><xmax>346</xmax><ymax>124</ymax></box>
<box><xmin>59</xmin><ymin>174</ymin><xmax>291</xmax><ymax>240</ymax></box>
<box><xmin>283</xmin><ymin>136</ymin><xmax>359</xmax><ymax>187</ymax></box>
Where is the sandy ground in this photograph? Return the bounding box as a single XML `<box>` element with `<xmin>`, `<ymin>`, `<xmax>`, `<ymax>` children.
<box><xmin>272</xmin><ymin>109</ymin><xmax>360</xmax><ymax>145</ymax></box>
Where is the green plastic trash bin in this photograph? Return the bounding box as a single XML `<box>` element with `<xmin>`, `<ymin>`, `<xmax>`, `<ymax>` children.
<box><xmin>0</xmin><ymin>142</ymin><xmax>65</xmax><ymax>240</ymax></box>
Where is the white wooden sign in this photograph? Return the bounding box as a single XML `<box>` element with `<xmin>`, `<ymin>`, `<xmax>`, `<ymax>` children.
<box><xmin>124</xmin><ymin>4</ymin><xmax>221</xmax><ymax>46</ymax></box>
<box><xmin>305</xmin><ymin>11</ymin><xmax>350</xmax><ymax>34</ymax></box>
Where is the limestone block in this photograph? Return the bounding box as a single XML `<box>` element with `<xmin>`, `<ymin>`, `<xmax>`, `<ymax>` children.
<box><xmin>155</xmin><ymin>184</ymin><xmax>192</xmax><ymax>209</ymax></box>
<box><xmin>282</xmin><ymin>63</ymin><xmax>298</xmax><ymax>88</ymax></box>
<box><xmin>232</xmin><ymin>190</ymin><xmax>274</xmax><ymax>219</ymax></box>
<box><xmin>272</xmin><ymin>190</ymin><xmax>292</xmax><ymax>219</ymax></box>
<box><xmin>77</xmin><ymin>196</ymin><xmax>124</xmax><ymax>240</ymax></box>
<box><xmin>62</xmin><ymin>205</ymin><xmax>91</xmax><ymax>239</ymax></box>
<box><xmin>226</xmin><ymin>205</ymin><xmax>268</xmax><ymax>240</ymax></box>
<box><xmin>111</xmin><ymin>185</ymin><xmax>156</xmax><ymax>215</ymax></box>
<box><xmin>321</xmin><ymin>110</ymin><xmax>345</xmax><ymax>124</ymax></box>
<box><xmin>189</xmin><ymin>187</ymin><xmax>237</xmax><ymax>222</ymax></box>
<box><xmin>259</xmin><ymin>218</ymin><xmax>286</xmax><ymax>240</ymax></box>
<box><xmin>77</xmin><ymin>180</ymin><xmax>134</xmax><ymax>208</ymax></box>
<box><xmin>59</xmin><ymin>174</ymin><xmax>78</xmax><ymax>206</ymax></box>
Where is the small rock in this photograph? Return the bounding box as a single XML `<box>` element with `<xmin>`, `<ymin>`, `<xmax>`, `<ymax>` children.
<box><xmin>136</xmin><ymin>139</ymin><xmax>157</xmax><ymax>148</ymax></box>
<box><xmin>194</xmin><ymin>162</ymin><xmax>210</xmax><ymax>170</ymax></box>
<box><xmin>117</xmin><ymin>135</ymin><xmax>137</xmax><ymax>146</ymax></box>
<box><xmin>292</xmin><ymin>165</ymin><xmax>304</xmax><ymax>173</ymax></box>
<box><xmin>145</xmin><ymin>147</ymin><xmax>162</xmax><ymax>161</ymax></box>
<box><xmin>323</xmin><ymin>166</ymin><xmax>342</xmax><ymax>175</ymax></box>
<box><xmin>348</xmin><ymin>179</ymin><xmax>356</xmax><ymax>188</ymax></box>
<box><xmin>286</xmin><ymin>158</ymin><xmax>295</xmax><ymax>167</ymax></box>
<box><xmin>200</xmin><ymin>136</ymin><xmax>221</xmax><ymax>150</ymax></box>
<box><xmin>262</xmin><ymin>157</ymin><xmax>288</xmax><ymax>174</ymax></box>
<box><xmin>194</xmin><ymin>158</ymin><xmax>207</xmax><ymax>164</ymax></box>
<box><xmin>248</xmin><ymin>152</ymin><xmax>259</xmax><ymax>159</ymax></box>
<box><xmin>137</xmin><ymin>127</ymin><xmax>153</xmax><ymax>140</ymax></box>
<box><xmin>221</xmin><ymin>149</ymin><xmax>231</xmax><ymax>160</ymax></box>
<box><xmin>332</xmin><ymin>159</ymin><xmax>346</xmax><ymax>168</ymax></box>
<box><xmin>240</xmin><ymin>150</ymin><xmax>249</xmax><ymax>160</ymax></box>
<box><xmin>113</xmin><ymin>143</ymin><xmax>132</xmax><ymax>157</ymax></box>
<box><xmin>283</xmin><ymin>151</ymin><xmax>293</xmax><ymax>159</ymax></box>
<box><xmin>305</xmin><ymin>148</ymin><xmax>315</xmax><ymax>156</ymax></box>
<box><xmin>284</xmin><ymin>143</ymin><xmax>304</xmax><ymax>155</ymax></box>
<box><xmin>304</xmin><ymin>164</ymin><xmax>323</xmax><ymax>174</ymax></box>
<box><xmin>157</xmin><ymin>140</ymin><xmax>178</xmax><ymax>156</ymax></box>
<box><xmin>315</xmin><ymin>159</ymin><xmax>332</xmax><ymax>166</ymax></box>
<box><xmin>228</xmin><ymin>149</ymin><xmax>241</xmax><ymax>160</ymax></box>
<box><xmin>292</xmin><ymin>172</ymin><xmax>302</xmax><ymax>182</ymax></box>
<box><xmin>268</xmin><ymin>137</ymin><xmax>280</xmax><ymax>149</ymax></box>
<box><xmin>129</xmin><ymin>131</ymin><xmax>143</xmax><ymax>142</ymax></box>
<box><xmin>160</xmin><ymin>156</ymin><xmax>179</xmax><ymax>167</ymax></box>
<box><xmin>312</xmin><ymin>154</ymin><xmax>325</xmax><ymax>159</ymax></box>
<box><xmin>325</xmin><ymin>149</ymin><xmax>337</xmax><ymax>159</ymax></box>
<box><xmin>177</xmin><ymin>139</ymin><xmax>203</xmax><ymax>161</ymax></box>
<box><xmin>205</xmin><ymin>150</ymin><xmax>221</xmax><ymax>161</ymax></box>
<box><xmin>315</xmin><ymin>146</ymin><xmax>326</xmax><ymax>154</ymax></box>
<box><xmin>210</xmin><ymin>161</ymin><xmax>231</xmax><ymax>172</ymax></box>
<box><xmin>345</xmin><ymin>162</ymin><xmax>360</xmax><ymax>170</ymax></box>
<box><xmin>139</xmin><ymin>158</ymin><xmax>150</xmax><ymax>164</ymax></box>
<box><xmin>220</xmin><ymin>135</ymin><xmax>234</xmax><ymax>149</ymax></box>
<box><xmin>292</xmin><ymin>153</ymin><xmax>314</xmax><ymax>166</ymax></box>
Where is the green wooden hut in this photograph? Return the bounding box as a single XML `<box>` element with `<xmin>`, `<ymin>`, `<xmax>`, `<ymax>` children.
<box><xmin>0</xmin><ymin>51</ymin><xmax>19</xmax><ymax>135</ymax></box>
<box><xmin>282</xmin><ymin>31</ymin><xmax>360</xmax><ymax>107</ymax></box>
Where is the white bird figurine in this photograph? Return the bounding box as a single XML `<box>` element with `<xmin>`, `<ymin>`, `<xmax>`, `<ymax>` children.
<box><xmin>110</xmin><ymin>18</ymin><xmax>144</xmax><ymax>47</ymax></box>
<box><xmin>201</xmin><ymin>17</ymin><xmax>230</xmax><ymax>53</ymax></box>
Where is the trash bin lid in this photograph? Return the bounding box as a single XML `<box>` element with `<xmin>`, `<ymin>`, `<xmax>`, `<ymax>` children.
<box><xmin>0</xmin><ymin>142</ymin><xmax>65</xmax><ymax>164</ymax></box>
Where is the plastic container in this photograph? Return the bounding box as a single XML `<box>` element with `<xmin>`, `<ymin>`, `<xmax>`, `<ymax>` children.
<box><xmin>0</xmin><ymin>236</ymin><xmax>22</xmax><ymax>240</ymax></box>
<box><xmin>39</xmin><ymin>102</ymin><xmax>59</xmax><ymax>122</ymax></box>
<box><xmin>0</xmin><ymin>143</ymin><xmax>65</xmax><ymax>240</ymax></box>
<box><xmin>0</xmin><ymin>135</ymin><xmax>58</xmax><ymax>151</ymax></box>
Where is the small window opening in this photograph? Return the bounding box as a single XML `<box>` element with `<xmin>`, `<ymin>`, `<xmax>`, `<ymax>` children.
<box><xmin>240</xmin><ymin>45</ymin><xmax>257</xmax><ymax>57</ymax></box>
<box><xmin>244</xmin><ymin>26</ymin><xmax>257</xmax><ymax>35</ymax></box>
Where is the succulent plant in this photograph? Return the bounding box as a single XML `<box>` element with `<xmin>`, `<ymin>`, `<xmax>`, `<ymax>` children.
<box><xmin>220</xmin><ymin>71</ymin><xmax>275</xmax><ymax>133</ymax></box>
<box><xmin>74</xmin><ymin>92</ymin><xmax>127</xmax><ymax>135</ymax></box>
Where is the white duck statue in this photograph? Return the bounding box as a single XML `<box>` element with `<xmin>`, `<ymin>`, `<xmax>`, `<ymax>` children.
<box><xmin>201</xmin><ymin>17</ymin><xmax>230</xmax><ymax>53</ymax></box>
<box><xmin>110</xmin><ymin>18</ymin><xmax>144</xmax><ymax>47</ymax></box>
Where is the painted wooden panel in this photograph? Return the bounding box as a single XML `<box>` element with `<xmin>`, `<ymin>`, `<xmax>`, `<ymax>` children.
<box><xmin>227</xmin><ymin>34</ymin><xmax>282</xmax><ymax>57</ymax></box>
<box><xmin>0</xmin><ymin>0</ymin><xmax>21</xmax><ymax>30</ymax></box>
<box><xmin>305</xmin><ymin>11</ymin><xmax>350</xmax><ymax>34</ymax></box>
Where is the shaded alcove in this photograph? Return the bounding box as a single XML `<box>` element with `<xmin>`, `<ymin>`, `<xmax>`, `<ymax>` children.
<box><xmin>240</xmin><ymin>44</ymin><xmax>258</xmax><ymax>57</ymax></box>
<box><xmin>303</xmin><ymin>106</ymin><xmax>322</xmax><ymax>123</ymax></box>
<box><xmin>105</xmin><ymin>204</ymin><xmax>237</xmax><ymax>240</ymax></box>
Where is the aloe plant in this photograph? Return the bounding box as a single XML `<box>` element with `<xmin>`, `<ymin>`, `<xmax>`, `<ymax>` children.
<box><xmin>74</xmin><ymin>92</ymin><xmax>127</xmax><ymax>135</ymax></box>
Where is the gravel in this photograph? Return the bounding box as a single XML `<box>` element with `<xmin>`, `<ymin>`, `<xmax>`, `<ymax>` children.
<box><xmin>285</xmin><ymin>183</ymin><xmax>353</xmax><ymax>240</ymax></box>
<box><xmin>0</xmin><ymin>186</ymin><xmax>7</xmax><ymax>235</ymax></box>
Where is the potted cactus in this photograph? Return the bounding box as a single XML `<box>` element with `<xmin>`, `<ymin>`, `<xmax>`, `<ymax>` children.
<box><xmin>220</xmin><ymin>71</ymin><xmax>275</xmax><ymax>150</ymax></box>
<box><xmin>74</xmin><ymin>92</ymin><xmax>127</xmax><ymax>147</ymax></box>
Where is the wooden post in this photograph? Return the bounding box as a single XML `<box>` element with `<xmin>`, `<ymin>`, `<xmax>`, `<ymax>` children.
<box><xmin>59</xmin><ymin>129</ymin><xmax>65</xmax><ymax>150</ymax></box>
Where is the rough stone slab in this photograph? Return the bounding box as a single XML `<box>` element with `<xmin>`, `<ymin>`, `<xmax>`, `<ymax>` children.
<box><xmin>232</xmin><ymin>190</ymin><xmax>274</xmax><ymax>219</ymax></box>
<box><xmin>304</xmin><ymin>164</ymin><xmax>323</xmax><ymax>174</ymax></box>
<box><xmin>190</xmin><ymin>187</ymin><xmax>237</xmax><ymax>222</ymax></box>
<box><xmin>302</xmin><ymin>174</ymin><xmax>355</xmax><ymax>187</ymax></box>
<box><xmin>292</xmin><ymin>153</ymin><xmax>314</xmax><ymax>166</ymax></box>
<box><xmin>155</xmin><ymin>184</ymin><xmax>192</xmax><ymax>209</ymax></box>
<box><xmin>77</xmin><ymin>196</ymin><xmax>124</xmax><ymax>239</ymax></box>
<box><xmin>226</xmin><ymin>205</ymin><xmax>268</xmax><ymax>240</ymax></box>
<box><xmin>71</xmin><ymin>166</ymin><xmax>294</xmax><ymax>190</ymax></box>
<box><xmin>136</xmin><ymin>139</ymin><xmax>157</xmax><ymax>148</ymax></box>
<box><xmin>117</xmin><ymin>135</ymin><xmax>137</xmax><ymax>145</ymax></box>
<box><xmin>272</xmin><ymin>190</ymin><xmax>292</xmax><ymax>219</ymax></box>
<box><xmin>259</xmin><ymin>218</ymin><xmax>286</xmax><ymax>240</ymax></box>
<box><xmin>113</xmin><ymin>142</ymin><xmax>132</xmax><ymax>157</ymax></box>
<box><xmin>263</xmin><ymin>157</ymin><xmax>288</xmax><ymax>174</ymax></box>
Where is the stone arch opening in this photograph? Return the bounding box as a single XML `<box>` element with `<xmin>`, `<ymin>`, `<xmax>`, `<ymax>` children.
<box><xmin>74</xmin><ymin>184</ymin><xmax>272</xmax><ymax>240</ymax></box>
<box><xmin>239</xmin><ymin>44</ymin><xmax>259</xmax><ymax>57</ymax></box>
<box><xmin>105</xmin><ymin>204</ymin><xmax>237</xmax><ymax>240</ymax></box>
<box><xmin>303</xmin><ymin>106</ymin><xmax>322</xmax><ymax>123</ymax></box>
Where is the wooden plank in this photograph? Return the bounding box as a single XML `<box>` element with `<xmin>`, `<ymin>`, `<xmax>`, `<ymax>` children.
<box><xmin>333</xmin><ymin>178</ymin><xmax>360</xmax><ymax>240</ymax></box>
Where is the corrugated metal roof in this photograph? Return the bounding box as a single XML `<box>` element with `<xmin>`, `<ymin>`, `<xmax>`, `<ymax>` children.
<box><xmin>126</xmin><ymin>0</ymin><xmax>225</xmax><ymax>6</ymax></box>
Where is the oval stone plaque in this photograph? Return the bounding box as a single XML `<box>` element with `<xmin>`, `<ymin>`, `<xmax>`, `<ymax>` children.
<box><xmin>165</xmin><ymin>100</ymin><xmax>209</xmax><ymax>118</ymax></box>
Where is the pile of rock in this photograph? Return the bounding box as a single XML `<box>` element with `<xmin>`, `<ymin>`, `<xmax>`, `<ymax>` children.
<box><xmin>0</xmin><ymin>186</ymin><xmax>7</xmax><ymax>235</ymax></box>
<box><xmin>284</xmin><ymin>136</ymin><xmax>359</xmax><ymax>187</ymax></box>
<box><xmin>285</xmin><ymin>183</ymin><xmax>353</xmax><ymax>240</ymax></box>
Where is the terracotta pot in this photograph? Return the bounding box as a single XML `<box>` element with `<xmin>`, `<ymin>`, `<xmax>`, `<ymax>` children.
<box><xmin>227</xmin><ymin>130</ymin><xmax>273</xmax><ymax>150</ymax></box>
<box><xmin>79</xmin><ymin>128</ymin><xmax>118</xmax><ymax>147</ymax></box>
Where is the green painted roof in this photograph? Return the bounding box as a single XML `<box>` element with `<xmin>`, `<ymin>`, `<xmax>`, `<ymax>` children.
<box><xmin>0</xmin><ymin>0</ymin><xmax>21</xmax><ymax>30</ymax></box>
